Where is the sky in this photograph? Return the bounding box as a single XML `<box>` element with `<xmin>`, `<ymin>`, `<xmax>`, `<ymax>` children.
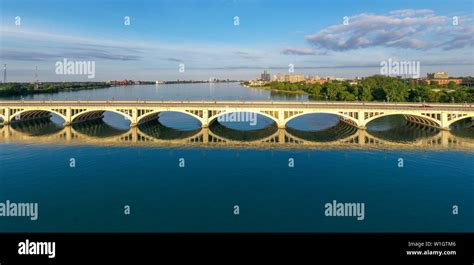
<box><xmin>0</xmin><ymin>0</ymin><xmax>473</xmax><ymax>81</ymax></box>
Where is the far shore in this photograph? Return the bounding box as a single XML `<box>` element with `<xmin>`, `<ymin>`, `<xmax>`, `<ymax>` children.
<box><xmin>245</xmin><ymin>84</ymin><xmax>308</xmax><ymax>95</ymax></box>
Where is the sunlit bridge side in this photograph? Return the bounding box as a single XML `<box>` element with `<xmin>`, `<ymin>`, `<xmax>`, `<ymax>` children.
<box><xmin>1</xmin><ymin>101</ymin><xmax>472</xmax><ymax>132</ymax></box>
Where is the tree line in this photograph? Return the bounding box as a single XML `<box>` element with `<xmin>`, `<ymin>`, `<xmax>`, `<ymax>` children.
<box><xmin>0</xmin><ymin>82</ymin><xmax>111</xmax><ymax>96</ymax></box>
<box><xmin>249</xmin><ymin>75</ymin><xmax>474</xmax><ymax>103</ymax></box>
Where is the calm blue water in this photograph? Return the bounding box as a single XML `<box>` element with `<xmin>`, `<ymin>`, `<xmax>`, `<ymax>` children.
<box><xmin>0</xmin><ymin>84</ymin><xmax>473</xmax><ymax>232</ymax></box>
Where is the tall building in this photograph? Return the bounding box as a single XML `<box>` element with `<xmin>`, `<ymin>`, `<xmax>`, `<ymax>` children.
<box><xmin>260</xmin><ymin>70</ymin><xmax>270</xmax><ymax>81</ymax></box>
<box><xmin>3</xmin><ymin>64</ymin><xmax>6</xmax><ymax>83</ymax></box>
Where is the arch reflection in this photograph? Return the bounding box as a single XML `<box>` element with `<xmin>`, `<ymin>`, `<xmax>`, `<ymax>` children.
<box><xmin>9</xmin><ymin>118</ymin><xmax>63</xmax><ymax>136</ymax></box>
<box><xmin>368</xmin><ymin>120</ymin><xmax>440</xmax><ymax>143</ymax></box>
<box><xmin>72</xmin><ymin>119</ymin><xmax>129</xmax><ymax>138</ymax></box>
<box><xmin>138</xmin><ymin>119</ymin><xmax>201</xmax><ymax>140</ymax></box>
<box><xmin>286</xmin><ymin>121</ymin><xmax>357</xmax><ymax>142</ymax></box>
<box><xmin>209</xmin><ymin>121</ymin><xmax>278</xmax><ymax>142</ymax></box>
<box><xmin>0</xmin><ymin>118</ymin><xmax>473</xmax><ymax>150</ymax></box>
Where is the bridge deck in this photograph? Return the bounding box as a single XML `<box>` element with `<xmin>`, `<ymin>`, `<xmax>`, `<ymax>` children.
<box><xmin>0</xmin><ymin>100</ymin><xmax>472</xmax><ymax>111</ymax></box>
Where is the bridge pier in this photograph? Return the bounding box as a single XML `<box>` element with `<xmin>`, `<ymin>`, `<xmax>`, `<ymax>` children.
<box><xmin>3</xmin><ymin>108</ymin><xmax>11</xmax><ymax>125</ymax></box>
<box><xmin>439</xmin><ymin>112</ymin><xmax>450</xmax><ymax>131</ymax></box>
<box><xmin>357</xmin><ymin>111</ymin><xmax>366</xmax><ymax>130</ymax></box>
<box><xmin>201</xmin><ymin>109</ymin><xmax>210</xmax><ymax>128</ymax></box>
<box><xmin>277</xmin><ymin>110</ymin><xmax>286</xmax><ymax>129</ymax></box>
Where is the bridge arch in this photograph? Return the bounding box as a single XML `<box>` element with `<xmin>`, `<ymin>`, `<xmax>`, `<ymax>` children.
<box><xmin>71</xmin><ymin>109</ymin><xmax>133</xmax><ymax>123</ymax></box>
<box><xmin>363</xmin><ymin>112</ymin><xmax>442</xmax><ymax>128</ymax></box>
<box><xmin>136</xmin><ymin>110</ymin><xmax>203</xmax><ymax>126</ymax></box>
<box><xmin>9</xmin><ymin>109</ymin><xmax>67</xmax><ymax>123</ymax></box>
<box><xmin>446</xmin><ymin>114</ymin><xmax>474</xmax><ymax>128</ymax></box>
<box><xmin>284</xmin><ymin>111</ymin><xmax>360</xmax><ymax>128</ymax></box>
<box><xmin>208</xmin><ymin>110</ymin><xmax>279</xmax><ymax>127</ymax></box>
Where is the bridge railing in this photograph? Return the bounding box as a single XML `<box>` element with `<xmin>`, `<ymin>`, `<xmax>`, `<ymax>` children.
<box><xmin>0</xmin><ymin>100</ymin><xmax>472</xmax><ymax>110</ymax></box>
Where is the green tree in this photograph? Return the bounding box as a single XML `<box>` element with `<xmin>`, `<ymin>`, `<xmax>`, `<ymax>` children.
<box><xmin>447</xmin><ymin>81</ymin><xmax>458</xmax><ymax>90</ymax></box>
<box><xmin>359</xmin><ymin>85</ymin><xmax>373</xmax><ymax>101</ymax></box>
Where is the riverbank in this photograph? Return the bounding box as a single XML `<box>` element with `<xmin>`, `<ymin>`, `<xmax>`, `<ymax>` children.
<box><xmin>243</xmin><ymin>75</ymin><xmax>474</xmax><ymax>103</ymax></box>
<box><xmin>244</xmin><ymin>84</ymin><xmax>308</xmax><ymax>95</ymax></box>
<box><xmin>0</xmin><ymin>82</ymin><xmax>111</xmax><ymax>97</ymax></box>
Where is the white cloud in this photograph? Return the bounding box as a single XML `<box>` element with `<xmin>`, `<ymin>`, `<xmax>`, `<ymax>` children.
<box><xmin>281</xmin><ymin>47</ymin><xmax>316</xmax><ymax>55</ymax></box>
<box><xmin>305</xmin><ymin>9</ymin><xmax>473</xmax><ymax>51</ymax></box>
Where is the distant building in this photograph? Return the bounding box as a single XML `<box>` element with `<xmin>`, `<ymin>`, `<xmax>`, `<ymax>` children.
<box><xmin>308</xmin><ymin>75</ymin><xmax>322</xmax><ymax>80</ymax></box>
<box><xmin>427</xmin><ymin>79</ymin><xmax>462</xmax><ymax>86</ymax></box>
<box><xmin>304</xmin><ymin>79</ymin><xmax>328</xmax><ymax>85</ymax></box>
<box><xmin>248</xmin><ymin>79</ymin><xmax>269</xmax><ymax>86</ymax></box>
<box><xmin>288</xmin><ymin>75</ymin><xmax>305</xmax><ymax>82</ymax></box>
<box><xmin>109</xmin><ymin>80</ymin><xmax>136</xmax><ymax>85</ymax></box>
<box><xmin>326</xmin><ymin>76</ymin><xmax>346</xmax><ymax>81</ymax></box>
<box><xmin>426</xmin><ymin>72</ymin><xmax>462</xmax><ymax>86</ymax></box>
<box><xmin>273</xmin><ymin>74</ymin><xmax>305</xmax><ymax>83</ymax></box>
<box><xmin>260</xmin><ymin>70</ymin><xmax>271</xmax><ymax>81</ymax></box>
<box><xmin>427</xmin><ymin>72</ymin><xmax>449</xmax><ymax>79</ymax></box>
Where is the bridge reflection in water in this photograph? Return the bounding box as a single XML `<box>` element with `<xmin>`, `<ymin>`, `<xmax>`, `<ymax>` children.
<box><xmin>0</xmin><ymin>117</ymin><xmax>473</xmax><ymax>150</ymax></box>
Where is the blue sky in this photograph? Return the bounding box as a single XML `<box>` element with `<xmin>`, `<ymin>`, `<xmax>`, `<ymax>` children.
<box><xmin>1</xmin><ymin>0</ymin><xmax>473</xmax><ymax>81</ymax></box>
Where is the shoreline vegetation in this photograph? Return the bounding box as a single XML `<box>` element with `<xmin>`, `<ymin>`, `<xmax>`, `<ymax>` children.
<box><xmin>243</xmin><ymin>75</ymin><xmax>474</xmax><ymax>103</ymax></box>
<box><xmin>0</xmin><ymin>82</ymin><xmax>111</xmax><ymax>97</ymax></box>
<box><xmin>0</xmin><ymin>75</ymin><xmax>473</xmax><ymax>103</ymax></box>
<box><xmin>245</xmin><ymin>85</ymin><xmax>307</xmax><ymax>95</ymax></box>
<box><xmin>0</xmin><ymin>80</ymin><xmax>242</xmax><ymax>97</ymax></box>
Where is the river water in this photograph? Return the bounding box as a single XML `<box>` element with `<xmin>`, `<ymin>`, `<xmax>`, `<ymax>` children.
<box><xmin>0</xmin><ymin>83</ymin><xmax>472</xmax><ymax>232</ymax></box>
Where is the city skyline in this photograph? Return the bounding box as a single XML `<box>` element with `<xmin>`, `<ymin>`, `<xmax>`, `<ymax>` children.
<box><xmin>1</xmin><ymin>0</ymin><xmax>473</xmax><ymax>81</ymax></box>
